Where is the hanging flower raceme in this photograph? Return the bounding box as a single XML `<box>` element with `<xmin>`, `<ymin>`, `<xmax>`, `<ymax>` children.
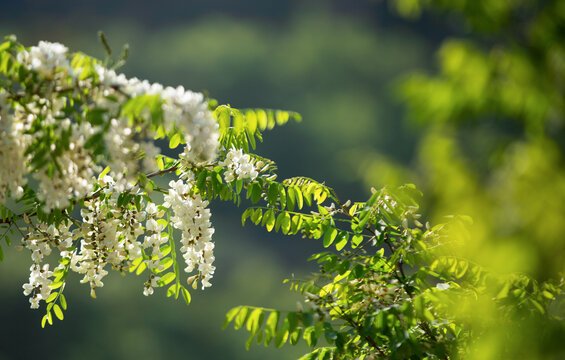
<box><xmin>164</xmin><ymin>179</ymin><xmax>215</xmax><ymax>289</ymax></box>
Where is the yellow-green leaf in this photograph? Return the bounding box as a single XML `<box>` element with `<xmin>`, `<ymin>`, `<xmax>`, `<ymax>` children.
<box><xmin>53</xmin><ymin>304</ymin><xmax>64</xmax><ymax>320</ymax></box>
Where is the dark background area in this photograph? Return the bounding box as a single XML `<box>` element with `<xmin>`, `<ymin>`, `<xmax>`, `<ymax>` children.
<box><xmin>0</xmin><ymin>1</ymin><xmax>459</xmax><ymax>359</ymax></box>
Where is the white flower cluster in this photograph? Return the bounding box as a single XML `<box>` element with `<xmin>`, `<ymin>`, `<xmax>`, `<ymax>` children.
<box><xmin>141</xmin><ymin>202</ymin><xmax>168</xmax><ymax>296</ymax></box>
<box><xmin>21</xmin><ymin>222</ymin><xmax>73</xmax><ymax>308</ymax></box>
<box><xmin>8</xmin><ymin>40</ymin><xmax>222</xmax><ymax>309</ymax></box>
<box><xmin>21</xmin><ymin>174</ymin><xmax>201</xmax><ymax>307</ymax></box>
<box><xmin>34</xmin><ymin>121</ymin><xmax>97</xmax><ymax>211</ymax></box>
<box><xmin>23</xmin><ymin>264</ymin><xmax>54</xmax><ymax>309</ymax></box>
<box><xmin>16</xmin><ymin>41</ymin><xmax>72</xmax><ymax>79</ymax></box>
<box><xmin>70</xmin><ymin>176</ymin><xmax>145</xmax><ymax>296</ymax></box>
<box><xmin>164</xmin><ymin>179</ymin><xmax>215</xmax><ymax>289</ymax></box>
<box><xmin>219</xmin><ymin>148</ymin><xmax>258</xmax><ymax>183</ymax></box>
<box><xmin>0</xmin><ymin>40</ymin><xmax>220</xmax><ymax>212</ymax></box>
<box><xmin>0</xmin><ymin>90</ymin><xmax>31</xmax><ymax>203</ymax></box>
<box><xmin>94</xmin><ymin>65</ymin><xmax>219</xmax><ymax>166</ymax></box>
<box><xmin>104</xmin><ymin>117</ymin><xmax>161</xmax><ymax>186</ymax></box>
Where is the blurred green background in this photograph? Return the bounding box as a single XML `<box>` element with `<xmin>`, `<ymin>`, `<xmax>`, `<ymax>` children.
<box><xmin>2</xmin><ymin>0</ymin><xmax>564</xmax><ymax>359</ymax></box>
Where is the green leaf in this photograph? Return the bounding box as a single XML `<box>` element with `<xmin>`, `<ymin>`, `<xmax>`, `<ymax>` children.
<box><xmin>257</xmin><ymin>109</ymin><xmax>268</xmax><ymax>130</ymax></box>
<box><xmin>290</xmin><ymin>215</ymin><xmax>303</xmax><ymax>235</ymax></box>
<box><xmin>236</xmin><ymin>179</ymin><xmax>243</xmax><ymax>194</ymax></box>
<box><xmin>242</xmin><ymin>208</ymin><xmax>254</xmax><ymax>226</ymax></box>
<box><xmin>281</xmin><ymin>212</ymin><xmax>291</xmax><ymax>234</ymax></box>
<box><xmin>86</xmin><ymin>108</ymin><xmax>108</xmax><ymax>126</ymax></box>
<box><xmin>246</xmin><ymin>308</ymin><xmax>265</xmax><ymax>338</ymax></box>
<box><xmin>251</xmin><ymin>183</ymin><xmax>262</xmax><ymax>204</ymax></box>
<box><xmin>323</xmin><ymin>228</ymin><xmax>338</xmax><ymax>248</ymax></box>
<box><xmin>287</xmin><ymin>187</ymin><xmax>296</xmax><ymax>211</ymax></box>
<box><xmin>264</xmin><ymin>311</ymin><xmax>279</xmax><ymax>346</ymax></box>
<box><xmin>167</xmin><ymin>283</ymin><xmax>178</xmax><ymax>298</ymax></box>
<box><xmin>246</xmin><ymin>110</ymin><xmax>258</xmax><ymax>135</ymax></box>
<box><xmin>543</xmin><ymin>290</ymin><xmax>556</xmax><ymax>300</ymax></box>
<box><xmin>158</xmin><ymin>272</ymin><xmax>176</xmax><ymax>286</ymax></box>
<box><xmin>289</xmin><ymin>328</ymin><xmax>302</xmax><ymax>345</ymax></box>
<box><xmin>223</xmin><ymin>307</ymin><xmax>241</xmax><ymax>329</ymax></box>
<box><xmin>160</xmin><ymin>244</ymin><xmax>171</xmax><ymax>257</ymax></box>
<box><xmin>275</xmin><ymin>110</ymin><xmax>290</xmax><ymax>126</ymax></box>
<box><xmin>295</xmin><ymin>187</ymin><xmax>304</xmax><ymax>209</ymax></box>
<box><xmin>0</xmin><ymin>40</ymin><xmax>12</xmax><ymax>53</ymax></box>
<box><xmin>351</xmin><ymin>234</ymin><xmax>364</xmax><ymax>249</ymax></box>
<box><xmin>159</xmin><ymin>257</ymin><xmax>174</xmax><ymax>271</ymax></box>
<box><xmin>278</xmin><ymin>185</ymin><xmax>287</xmax><ymax>209</ymax></box>
<box><xmin>234</xmin><ymin>307</ymin><xmax>250</xmax><ymax>330</ymax></box>
<box><xmin>302</xmin><ymin>326</ymin><xmax>319</xmax><ymax>348</ymax></box>
<box><xmin>53</xmin><ymin>304</ymin><xmax>64</xmax><ymax>320</ymax></box>
<box><xmin>268</xmin><ymin>183</ymin><xmax>279</xmax><ymax>206</ymax></box>
<box><xmin>265</xmin><ymin>209</ymin><xmax>276</xmax><ymax>232</ymax></box>
<box><xmin>129</xmin><ymin>256</ymin><xmax>143</xmax><ymax>273</ymax></box>
<box><xmin>245</xmin><ymin>332</ymin><xmax>256</xmax><ymax>350</ymax></box>
<box><xmin>49</xmin><ymin>281</ymin><xmax>64</xmax><ymax>290</ymax></box>
<box><xmin>99</xmin><ymin>166</ymin><xmax>111</xmax><ymax>179</ymax></box>
<box><xmin>334</xmin><ymin>232</ymin><xmax>349</xmax><ymax>251</ymax></box>
<box><xmin>181</xmin><ymin>286</ymin><xmax>191</xmax><ymax>305</ymax></box>
<box><xmin>169</xmin><ymin>133</ymin><xmax>181</xmax><ymax>149</ymax></box>
<box><xmin>275</xmin><ymin>212</ymin><xmax>285</xmax><ymax>233</ymax></box>
<box><xmin>233</xmin><ymin>111</ymin><xmax>245</xmax><ymax>131</ymax></box>
<box><xmin>274</xmin><ymin>320</ymin><xmax>289</xmax><ymax>348</ymax></box>
<box><xmin>287</xmin><ymin>312</ymin><xmax>299</xmax><ymax>333</ymax></box>
<box><xmin>59</xmin><ymin>294</ymin><xmax>67</xmax><ymax>310</ymax></box>
<box><xmin>197</xmin><ymin>170</ymin><xmax>207</xmax><ymax>192</ymax></box>
<box><xmin>251</xmin><ymin>208</ymin><xmax>263</xmax><ymax>225</ymax></box>
<box><xmin>315</xmin><ymin>190</ymin><xmax>327</xmax><ymax>205</ymax></box>
<box><xmin>46</xmin><ymin>292</ymin><xmax>58</xmax><ymax>303</ymax></box>
<box><xmin>135</xmin><ymin>261</ymin><xmax>147</xmax><ymax>275</ymax></box>
<box><xmin>256</xmin><ymin>330</ymin><xmax>264</xmax><ymax>345</ymax></box>
<box><xmin>216</xmin><ymin>106</ymin><xmax>231</xmax><ymax>132</ymax></box>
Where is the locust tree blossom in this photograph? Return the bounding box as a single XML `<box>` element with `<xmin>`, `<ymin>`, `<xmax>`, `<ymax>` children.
<box><xmin>0</xmin><ymin>40</ymin><xmax>220</xmax><ymax>213</ymax></box>
<box><xmin>22</xmin><ymin>264</ymin><xmax>54</xmax><ymax>309</ymax></box>
<box><xmin>219</xmin><ymin>148</ymin><xmax>258</xmax><ymax>183</ymax></box>
<box><xmin>0</xmin><ymin>90</ymin><xmax>31</xmax><ymax>203</ymax></box>
<box><xmin>164</xmin><ymin>179</ymin><xmax>215</xmax><ymax>289</ymax></box>
<box><xmin>1</xmin><ymin>38</ymin><xmax>272</xmax><ymax>318</ymax></box>
<box><xmin>16</xmin><ymin>41</ymin><xmax>71</xmax><ymax>78</ymax></box>
<box><xmin>70</xmin><ymin>175</ymin><xmax>145</xmax><ymax>295</ymax></box>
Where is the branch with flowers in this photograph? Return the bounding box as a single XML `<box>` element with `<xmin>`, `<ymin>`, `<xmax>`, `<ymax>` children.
<box><xmin>0</xmin><ymin>35</ymin><xmax>563</xmax><ymax>359</ymax></box>
<box><xmin>0</xmin><ymin>36</ymin><xmax>290</xmax><ymax>319</ymax></box>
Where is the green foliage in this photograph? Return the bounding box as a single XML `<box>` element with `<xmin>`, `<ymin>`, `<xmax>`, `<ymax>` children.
<box><xmin>216</xmin><ymin>105</ymin><xmax>301</xmax><ymax>153</ymax></box>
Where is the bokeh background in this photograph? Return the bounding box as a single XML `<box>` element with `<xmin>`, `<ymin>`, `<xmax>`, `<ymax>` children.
<box><xmin>1</xmin><ymin>0</ymin><xmax>564</xmax><ymax>359</ymax></box>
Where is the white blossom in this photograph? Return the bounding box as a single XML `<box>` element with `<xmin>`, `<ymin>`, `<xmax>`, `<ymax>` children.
<box><xmin>219</xmin><ymin>148</ymin><xmax>258</xmax><ymax>183</ymax></box>
<box><xmin>164</xmin><ymin>179</ymin><xmax>215</xmax><ymax>289</ymax></box>
<box><xmin>9</xmin><ymin>40</ymin><xmax>223</xmax><ymax>308</ymax></box>
<box><xmin>33</xmin><ymin>122</ymin><xmax>97</xmax><ymax>212</ymax></box>
<box><xmin>94</xmin><ymin>66</ymin><xmax>219</xmax><ymax>166</ymax></box>
<box><xmin>70</xmin><ymin>176</ymin><xmax>145</xmax><ymax>293</ymax></box>
<box><xmin>22</xmin><ymin>264</ymin><xmax>54</xmax><ymax>309</ymax></box>
<box><xmin>0</xmin><ymin>91</ymin><xmax>31</xmax><ymax>203</ymax></box>
<box><xmin>17</xmin><ymin>41</ymin><xmax>72</xmax><ymax>78</ymax></box>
